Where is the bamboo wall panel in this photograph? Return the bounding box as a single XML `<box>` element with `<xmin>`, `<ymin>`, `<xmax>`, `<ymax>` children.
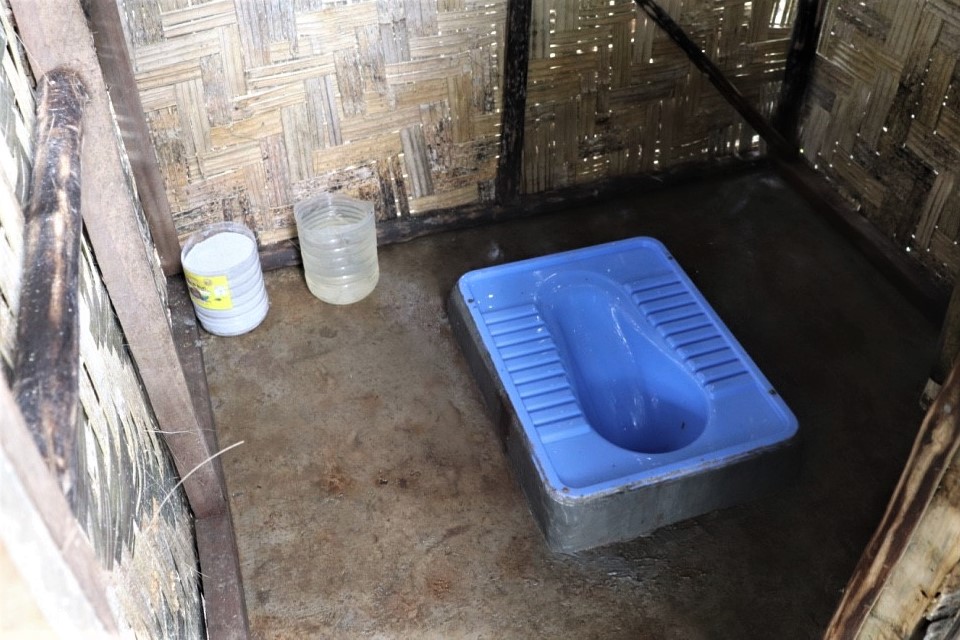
<box><xmin>522</xmin><ymin>0</ymin><xmax>797</xmax><ymax>193</ymax></box>
<box><xmin>0</xmin><ymin>4</ymin><xmax>33</xmax><ymax>374</ymax></box>
<box><xmin>801</xmin><ymin>0</ymin><xmax>960</xmax><ymax>280</ymax></box>
<box><xmin>73</xmin><ymin>239</ymin><xmax>204</xmax><ymax>638</ymax></box>
<box><xmin>0</xmin><ymin>3</ymin><xmax>203</xmax><ymax>635</ymax></box>
<box><xmin>120</xmin><ymin>0</ymin><xmax>506</xmax><ymax>245</ymax></box>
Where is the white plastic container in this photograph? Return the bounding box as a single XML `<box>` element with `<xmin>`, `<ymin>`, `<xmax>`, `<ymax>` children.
<box><xmin>181</xmin><ymin>222</ymin><xmax>269</xmax><ymax>336</ymax></box>
<box><xmin>294</xmin><ymin>193</ymin><xmax>379</xmax><ymax>304</ymax></box>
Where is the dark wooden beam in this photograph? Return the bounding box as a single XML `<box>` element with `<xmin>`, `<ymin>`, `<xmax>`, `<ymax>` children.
<box><xmin>495</xmin><ymin>0</ymin><xmax>533</xmax><ymax>205</ymax></box>
<box><xmin>774</xmin><ymin>0</ymin><xmax>828</xmax><ymax>143</ymax></box>
<box><xmin>196</xmin><ymin>512</ymin><xmax>250</xmax><ymax>640</ymax></box>
<box><xmin>824</xmin><ymin>355</ymin><xmax>960</xmax><ymax>639</ymax></box>
<box><xmin>633</xmin><ymin>0</ymin><xmax>797</xmax><ymax>159</ymax></box>
<box><xmin>83</xmin><ymin>0</ymin><xmax>183</xmax><ymax>275</ymax></box>
<box><xmin>12</xmin><ymin>68</ymin><xmax>88</xmax><ymax>498</ymax></box>
<box><xmin>169</xmin><ymin>279</ymin><xmax>251</xmax><ymax>640</ymax></box>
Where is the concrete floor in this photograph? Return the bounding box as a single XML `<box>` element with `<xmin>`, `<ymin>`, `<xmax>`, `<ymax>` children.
<box><xmin>202</xmin><ymin>168</ymin><xmax>939</xmax><ymax>639</ymax></box>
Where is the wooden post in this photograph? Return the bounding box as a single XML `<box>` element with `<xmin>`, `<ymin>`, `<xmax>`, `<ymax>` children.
<box><xmin>824</xmin><ymin>356</ymin><xmax>960</xmax><ymax>639</ymax></box>
<box><xmin>773</xmin><ymin>0</ymin><xmax>827</xmax><ymax>143</ymax></box>
<box><xmin>12</xmin><ymin>68</ymin><xmax>87</xmax><ymax>498</ymax></box>
<box><xmin>495</xmin><ymin>0</ymin><xmax>533</xmax><ymax>205</ymax></box>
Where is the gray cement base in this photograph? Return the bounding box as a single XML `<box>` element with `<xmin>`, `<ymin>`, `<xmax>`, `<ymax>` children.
<box><xmin>201</xmin><ymin>168</ymin><xmax>938</xmax><ymax>638</ymax></box>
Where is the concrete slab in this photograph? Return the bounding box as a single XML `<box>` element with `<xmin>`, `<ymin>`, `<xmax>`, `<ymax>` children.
<box><xmin>201</xmin><ymin>168</ymin><xmax>938</xmax><ymax>639</ymax></box>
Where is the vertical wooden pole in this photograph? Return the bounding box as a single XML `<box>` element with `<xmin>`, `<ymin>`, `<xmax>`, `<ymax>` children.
<box><xmin>773</xmin><ymin>0</ymin><xmax>827</xmax><ymax>143</ymax></box>
<box><xmin>12</xmin><ymin>68</ymin><xmax>87</xmax><ymax>497</ymax></box>
<box><xmin>496</xmin><ymin>0</ymin><xmax>533</xmax><ymax>205</ymax></box>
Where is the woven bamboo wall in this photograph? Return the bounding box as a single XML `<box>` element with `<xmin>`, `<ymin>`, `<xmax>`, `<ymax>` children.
<box><xmin>523</xmin><ymin>0</ymin><xmax>796</xmax><ymax>192</ymax></box>
<box><xmin>0</xmin><ymin>4</ymin><xmax>203</xmax><ymax>635</ymax></box>
<box><xmin>0</xmin><ymin>5</ymin><xmax>31</xmax><ymax>374</ymax></box>
<box><xmin>121</xmin><ymin>0</ymin><xmax>795</xmax><ymax>244</ymax></box>
<box><xmin>120</xmin><ymin>0</ymin><xmax>506</xmax><ymax>245</ymax></box>
<box><xmin>801</xmin><ymin>0</ymin><xmax>960</xmax><ymax>280</ymax></box>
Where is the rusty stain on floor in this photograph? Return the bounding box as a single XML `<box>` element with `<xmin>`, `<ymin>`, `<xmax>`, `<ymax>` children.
<box><xmin>202</xmin><ymin>169</ymin><xmax>938</xmax><ymax>639</ymax></box>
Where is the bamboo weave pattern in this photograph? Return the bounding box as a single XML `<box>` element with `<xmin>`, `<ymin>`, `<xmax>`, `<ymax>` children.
<box><xmin>120</xmin><ymin>0</ymin><xmax>796</xmax><ymax>244</ymax></box>
<box><xmin>523</xmin><ymin>0</ymin><xmax>795</xmax><ymax>192</ymax></box>
<box><xmin>802</xmin><ymin>0</ymin><xmax>960</xmax><ymax>279</ymax></box>
<box><xmin>122</xmin><ymin>0</ymin><xmax>506</xmax><ymax>244</ymax></box>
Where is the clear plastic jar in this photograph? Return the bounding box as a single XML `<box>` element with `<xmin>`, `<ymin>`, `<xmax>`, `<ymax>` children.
<box><xmin>294</xmin><ymin>194</ymin><xmax>379</xmax><ymax>304</ymax></box>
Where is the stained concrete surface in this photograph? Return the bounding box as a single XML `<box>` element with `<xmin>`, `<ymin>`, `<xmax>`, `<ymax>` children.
<box><xmin>202</xmin><ymin>168</ymin><xmax>939</xmax><ymax>639</ymax></box>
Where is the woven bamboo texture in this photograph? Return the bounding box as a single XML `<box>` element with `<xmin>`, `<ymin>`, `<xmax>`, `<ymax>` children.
<box><xmin>0</xmin><ymin>4</ymin><xmax>33</xmax><ymax>372</ymax></box>
<box><xmin>523</xmin><ymin>0</ymin><xmax>796</xmax><ymax>193</ymax></box>
<box><xmin>0</xmin><ymin>3</ymin><xmax>203</xmax><ymax>635</ymax></box>
<box><xmin>801</xmin><ymin>0</ymin><xmax>960</xmax><ymax>280</ymax></box>
<box><xmin>120</xmin><ymin>0</ymin><xmax>795</xmax><ymax>243</ymax></box>
<box><xmin>121</xmin><ymin>0</ymin><xmax>506</xmax><ymax>244</ymax></box>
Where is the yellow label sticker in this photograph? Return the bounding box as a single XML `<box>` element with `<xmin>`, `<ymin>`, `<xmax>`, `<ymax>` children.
<box><xmin>184</xmin><ymin>271</ymin><xmax>233</xmax><ymax>310</ymax></box>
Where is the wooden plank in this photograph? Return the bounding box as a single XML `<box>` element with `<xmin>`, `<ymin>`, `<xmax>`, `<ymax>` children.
<box><xmin>495</xmin><ymin>0</ymin><xmax>533</xmax><ymax>205</ymax></box>
<box><xmin>168</xmin><ymin>279</ymin><xmax>250</xmax><ymax>640</ymax></box>
<box><xmin>10</xmin><ymin>0</ymin><xmax>228</xmax><ymax>518</ymax></box>
<box><xmin>824</xmin><ymin>356</ymin><xmax>960</xmax><ymax>639</ymax></box>
<box><xmin>0</xmin><ymin>370</ymin><xmax>117</xmax><ymax>635</ymax></box>
<box><xmin>856</xmin><ymin>443</ymin><xmax>960</xmax><ymax>639</ymax></box>
<box><xmin>12</xmin><ymin>69</ymin><xmax>87</xmax><ymax>497</ymax></box>
<box><xmin>196</xmin><ymin>512</ymin><xmax>250</xmax><ymax>640</ymax></box>
<box><xmin>85</xmin><ymin>0</ymin><xmax>183</xmax><ymax>275</ymax></box>
<box><xmin>774</xmin><ymin>0</ymin><xmax>827</xmax><ymax>142</ymax></box>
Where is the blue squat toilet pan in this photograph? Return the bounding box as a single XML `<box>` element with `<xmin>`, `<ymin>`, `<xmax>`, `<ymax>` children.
<box><xmin>448</xmin><ymin>237</ymin><xmax>799</xmax><ymax>552</ymax></box>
